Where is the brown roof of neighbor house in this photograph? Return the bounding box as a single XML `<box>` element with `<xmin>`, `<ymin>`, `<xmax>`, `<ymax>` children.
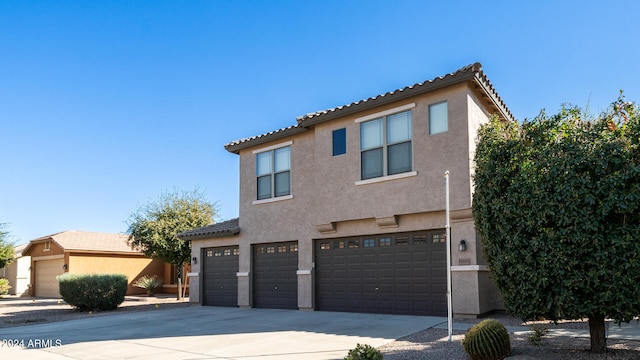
<box><xmin>225</xmin><ymin>62</ymin><xmax>514</xmax><ymax>154</ymax></box>
<box><xmin>22</xmin><ymin>230</ymin><xmax>141</xmax><ymax>256</ymax></box>
<box><xmin>177</xmin><ymin>218</ymin><xmax>240</xmax><ymax>241</ymax></box>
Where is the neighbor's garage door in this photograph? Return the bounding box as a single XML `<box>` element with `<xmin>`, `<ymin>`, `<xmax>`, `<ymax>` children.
<box><xmin>253</xmin><ymin>242</ymin><xmax>298</xmax><ymax>309</ymax></box>
<box><xmin>315</xmin><ymin>231</ymin><xmax>447</xmax><ymax>316</ymax></box>
<box><xmin>34</xmin><ymin>258</ymin><xmax>65</xmax><ymax>297</ymax></box>
<box><xmin>202</xmin><ymin>246</ymin><xmax>239</xmax><ymax>307</ymax></box>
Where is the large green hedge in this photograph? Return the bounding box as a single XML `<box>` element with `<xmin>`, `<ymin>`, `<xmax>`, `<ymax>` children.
<box><xmin>472</xmin><ymin>95</ymin><xmax>640</xmax><ymax>353</ymax></box>
<box><xmin>58</xmin><ymin>273</ymin><xmax>128</xmax><ymax>311</ymax></box>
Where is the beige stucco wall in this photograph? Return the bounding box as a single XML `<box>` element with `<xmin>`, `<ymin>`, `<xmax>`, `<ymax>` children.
<box><xmin>193</xmin><ymin>81</ymin><xmax>504</xmax><ymax>315</ymax></box>
<box><xmin>3</xmin><ymin>255</ymin><xmax>31</xmax><ymax>296</ymax></box>
<box><xmin>68</xmin><ymin>253</ymin><xmax>164</xmax><ymax>295</ymax></box>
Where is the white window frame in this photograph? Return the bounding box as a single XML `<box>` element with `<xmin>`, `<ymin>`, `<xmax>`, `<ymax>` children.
<box><xmin>252</xmin><ymin>141</ymin><xmax>293</xmax><ymax>204</ymax></box>
<box><xmin>356</xmin><ymin>103</ymin><xmax>415</xmax><ymax>183</ymax></box>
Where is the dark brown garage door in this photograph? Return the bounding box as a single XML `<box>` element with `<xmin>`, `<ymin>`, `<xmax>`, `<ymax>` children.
<box><xmin>202</xmin><ymin>246</ymin><xmax>239</xmax><ymax>307</ymax></box>
<box><xmin>253</xmin><ymin>242</ymin><xmax>298</xmax><ymax>309</ymax></box>
<box><xmin>315</xmin><ymin>230</ymin><xmax>447</xmax><ymax>316</ymax></box>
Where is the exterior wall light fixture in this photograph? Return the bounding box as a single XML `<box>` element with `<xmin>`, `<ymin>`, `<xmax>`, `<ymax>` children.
<box><xmin>192</xmin><ymin>256</ymin><xmax>197</xmax><ymax>265</ymax></box>
<box><xmin>459</xmin><ymin>239</ymin><xmax>467</xmax><ymax>252</ymax></box>
<box><xmin>63</xmin><ymin>264</ymin><xmax>68</xmax><ymax>270</ymax></box>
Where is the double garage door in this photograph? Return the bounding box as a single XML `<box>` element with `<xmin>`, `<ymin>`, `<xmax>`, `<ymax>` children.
<box><xmin>315</xmin><ymin>230</ymin><xmax>447</xmax><ymax>316</ymax></box>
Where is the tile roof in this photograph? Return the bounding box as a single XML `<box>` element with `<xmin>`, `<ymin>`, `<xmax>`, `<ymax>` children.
<box><xmin>177</xmin><ymin>218</ymin><xmax>240</xmax><ymax>241</ymax></box>
<box><xmin>225</xmin><ymin>125</ymin><xmax>307</xmax><ymax>154</ymax></box>
<box><xmin>224</xmin><ymin>62</ymin><xmax>514</xmax><ymax>154</ymax></box>
<box><xmin>23</xmin><ymin>230</ymin><xmax>141</xmax><ymax>255</ymax></box>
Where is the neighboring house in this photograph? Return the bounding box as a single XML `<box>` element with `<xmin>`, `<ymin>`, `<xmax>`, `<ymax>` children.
<box><xmin>180</xmin><ymin>63</ymin><xmax>514</xmax><ymax>317</ymax></box>
<box><xmin>0</xmin><ymin>243</ymin><xmax>31</xmax><ymax>296</ymax></box>
<box><xmin>22</xmin><ymin>231</ymin><xmax>165</xmax><ymax>297</ymax></box>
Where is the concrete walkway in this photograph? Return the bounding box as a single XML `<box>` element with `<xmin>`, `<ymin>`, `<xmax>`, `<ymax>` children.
<box><xmin>1</xmin><ymin>306</ymin><xmax>639</xmax><ymax>359</ymax></box>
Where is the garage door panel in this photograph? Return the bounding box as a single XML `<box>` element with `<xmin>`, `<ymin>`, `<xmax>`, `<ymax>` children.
<box><xmin>315</xmin><ymin>230</ymin><xmax>447</xmax><ymax>316</ymax></box>
<box><xmin>253</xmin><ymin>241</ymin><xmax>298</xmax><ymax>310</ymax></box>
<box><xmin>203</xmin><ymin>246</ymin><xmax>239</xmax><ymax>307</ymax></box>
<box><xmin>35</xmin><ymin>259</ymin><xmax>64</xmax><ymax>297</ymax></box>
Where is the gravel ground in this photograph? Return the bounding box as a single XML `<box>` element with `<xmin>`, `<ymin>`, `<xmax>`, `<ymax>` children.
<box><xmin>380</xmin><ymin>313</ymin><xmax>640</xmax><ymax>359</ymax></box>
<box><xmin>2</xmin><ymin>297</ymin><xmax>640</xmax><ymax>359</ymax></box>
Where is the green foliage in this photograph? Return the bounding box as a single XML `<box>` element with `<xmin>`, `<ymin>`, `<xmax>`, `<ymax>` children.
<box><xmin>133</xmin><ymin>275</ymin><xmax>163</xmax><ymax>295</ymax></box>
<box><xmin>0</xmin><ymin>223</ymin><xmax>14</xmax><ymax>269</ymax></box>
<box><xmin>126</xmin><ymin>188</ymin><xmax>216</xmax><ymax>267</ymax></box>
<box><xmin>462</xmin><ymin>319</ymin><xmax>511</xmax><ymax>360</ymax></box>
<box><xmin>528</xmin><ymin>325</ymin><xmax>548</xmax><ymax>345</ymax></box>
<box><xmin>0</xmin><ymin>278</ymin><xmax>11</xmax><ymax>296</ymax></box>
<box><xmin>473</xmin><ymin>94</ymin><xmax>640</xmax><ymax>351</ymax></box>
<box><xmin>58</xmin><ymin>273</ymin><xmax>128</xmax><ymax>311</ymax></box>
<box><xmin>344</xmin><ymin>343</ymin><xmax>383</xmax><ymax>360</ymax></box>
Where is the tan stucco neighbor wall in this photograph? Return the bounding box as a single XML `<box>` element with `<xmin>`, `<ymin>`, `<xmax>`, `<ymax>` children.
<box><xmin>192</xmin><ymin>78</ymin><xmax>506</xmax><ymax>316</ymax></box>
<box><xmin>68</xmin><ymin>253</ymin><xmax>164</xmax><ymax>295</ymax></box>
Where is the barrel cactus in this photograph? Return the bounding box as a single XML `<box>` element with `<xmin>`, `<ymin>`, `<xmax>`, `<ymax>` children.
<box><xmin>462</xmin><ymin>319</ymin><xmax>511</xmax><ymax>360</ymax></box>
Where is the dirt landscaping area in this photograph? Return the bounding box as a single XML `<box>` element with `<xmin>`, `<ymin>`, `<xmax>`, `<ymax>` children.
<box><xmin>0</xmin><ymin>294</ymin><xmax>191</xmax><ymax>328</ymax></box>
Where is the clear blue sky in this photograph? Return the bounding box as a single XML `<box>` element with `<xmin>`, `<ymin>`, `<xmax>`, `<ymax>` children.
<box><xmin>1</xmin><ymin>1</ymin><xmax>638</xmax><ymax>244</ymax></box>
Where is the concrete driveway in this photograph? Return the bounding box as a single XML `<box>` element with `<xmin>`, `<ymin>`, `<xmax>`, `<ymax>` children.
<box><xmin>0</xmin><ymin>305</ymin><xmax>444</xmax><ymax>359</ymax></box>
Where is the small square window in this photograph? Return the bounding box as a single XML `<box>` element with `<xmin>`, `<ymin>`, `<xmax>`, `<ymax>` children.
<box><xmin>429</xmin><ymin>101</ymin><xmax>448</xmax><ymax>135</ymax></box>
<box><xmin>257</xmin><ymin>246</ymin><xmax>265</xmax><ymax>254</ymax></box>
<box><xmin>278</xmin><ymin>245</ymin><xmax>287</xmax><ymax>253</ymax></box>
<box><xmin>233</xmin><ymin>248</ymin><xmax>240</xmax><ymax>256</ymax></box>
<box><xmin>363</xmin><ymin>239</ymin><xmax>375</xmax><ymax>247</ymax></box>
<box><xmin>433</xmin><ymin>233</ymin><xmax>446</xmax><ymax>243</ymax></box>
<box><xmin>320</xmin><ymin>242</ymin><xmax>331</xmax><ymax>250</ymax></box>
<box><xmin>206</xmin><ymin>250</ymin><xmax>214</xmax><ymax>257</ymax></box>
<box><xmin>224</xmin><ymin>249</ymin><xmax>232</xmax><ymax>256</ymax></box>
<box><xmin>396</xmin><ymin>237</ymin><xmax>409</xmax><ymax>246</ymax></box>
<box><xmin>290</xmin><ymin>244</ymin><xmax>298</xmax><ymax>252</ymax></box>
<box><xmin>266</xmin><ymin>246</ymin><xmax>276</xmax><ymax>254</ymax></box>
<box><xmin>379</xmin><ymin>238</ymin><xmax>391</xmax><ymax>247</ymax></box>
<box><xmin>214</xmin><ymin>249</ymin><xmax>223</xmax><ymax>256</ymax></box>
<box><xmin>332</xmin><ymin>128</ymin><xmax>346</xmax><ymax>156</ymax></box>
<box><xmin>348</xmin><ymin>239</ymin><xmax>360</xmax><ymax>248</ymax></box>
<box><xmin>334</xmin><ymin>241</ymin><xmax>345</xmax><ymax>249</ymax></box>
<box><xmin>413</xmin><ymin>235</ymin><xmax>427</xmax><ymax>245</ymax></box>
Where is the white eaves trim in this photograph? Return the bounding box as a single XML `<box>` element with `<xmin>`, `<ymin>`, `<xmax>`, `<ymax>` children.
<box><xmin>354</xmin><ymin>103</ymin><xmax>416</xmax><ymax>123</ymax></box>
<box><xmin>252</xmin><ymin>140</ymin><xmax>293</xmax><ymax>154</ymax></box>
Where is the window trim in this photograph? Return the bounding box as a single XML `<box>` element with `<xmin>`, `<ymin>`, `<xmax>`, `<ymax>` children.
<box><xmin>355</xmin><ymin>170</ymin><xmax>418</xmax><ymax>186</ymax></box>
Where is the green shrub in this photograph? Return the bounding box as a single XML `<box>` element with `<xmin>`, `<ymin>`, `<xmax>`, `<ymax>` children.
<box><xmin>462</xmin><ymin>319</ymin><xmax>511</xmax><ymax>360</ymax></box>
<box><xmin>58</xmin><ymin>273</ymin><xmax>128</xmax><ymax>311</ymax></box>
<box><xmin>344</xmin><ymin>343</ymin><xmax>383</xmax><ymax>360</ymax></box>
<box><xmin>133</xmin><ymin>275</ymin><xmax>163</xmax><ymax>295</ymax></box>
<box><xmin>0</xmin><ymin>278</ymin><xmax>11</xmax><ymax>296</ymax></box>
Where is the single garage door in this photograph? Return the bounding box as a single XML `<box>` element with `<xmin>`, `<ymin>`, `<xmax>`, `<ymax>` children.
<box><xmin>35</xmin><ymin>258</ymin><xmax>65</xmax><ymax>297</ymax></box>
<box><xmin>253</xmin><ymin>242</ymin><xmax>298</xmax><ymax>309</ymax></box>
<box><xmin>315</xmin><ymin>230</ymin><xmax>447</xmax><ymax>316</ymax></box>
<box><xmin>202</xmin><ymin>246</ymin><xmax>239</xmax><ymax>307</ymax></box>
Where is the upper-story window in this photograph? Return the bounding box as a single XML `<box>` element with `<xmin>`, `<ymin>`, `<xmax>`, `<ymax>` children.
<box><xmin>429</xmin><ymin>101</ymin><xmax>448</xmax><ymax>135</ymax></box>
<box><xmin>256</xmin><ymin>146</ymin><xmax>290</xmax><ymax>200</ymax></box>
<box><xmin>332</xmin><ymin>128</ymin><xmax>346</xmax><ymax>156</ymax></box>
<box><xmin>360</xmin><ymin>110</ymin><xmax>412</xmax><ymax>180</ymax></box>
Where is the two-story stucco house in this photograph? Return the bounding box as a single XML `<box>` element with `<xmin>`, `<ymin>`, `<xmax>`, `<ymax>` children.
<box><xmin>179</xmin><ymin>63</ymin><xmax>514</xmax><ymax>317</ymax></box>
